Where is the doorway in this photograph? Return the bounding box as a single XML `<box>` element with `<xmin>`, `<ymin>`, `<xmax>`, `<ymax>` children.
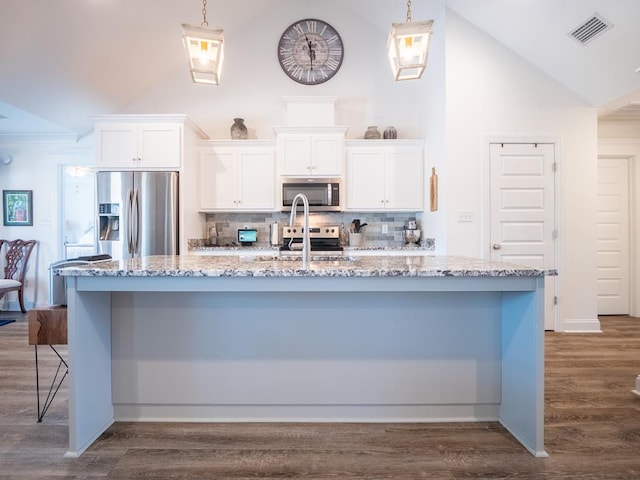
<box><xmin>596</xmin><ymin>157</ymin><xmax>630</xmax><ymax>315</ymax></box>
<box><xmin>59</xmin><ymin>165</ymin><xmax>96</xmax><ymax>259</ymax></box>
<box><xmin>488</xmin><ymin>142</ymin><xmax>557</xmax><ymax>330</ymax></box>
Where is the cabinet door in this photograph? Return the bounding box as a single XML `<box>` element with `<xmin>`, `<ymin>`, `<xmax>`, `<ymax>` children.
<box><xmin>96</xmin><ymin>124</ymin><xmax>182</xmax><ymax>169</ymax></box>
<box><xmin>346</xmin><ymin>148</ymin><xmax>386</xmax><ymax>210</ymax></box>
<box><xmin>198</xmin><ymin>150</ymin><xmax>237</xmax><ymax>210</ymax></box>
<box><xmin>386</xmin><ymin>148</ymin><xmax>424</xmax><ymax>210</ymax></box>
<box><xmin>279</xmin><ymin>135</ymin><xmax>311</xmax><ymax>175</ymax></box>
<box><xmin>96</xmin><ymin>126</ymin><xmax>138</xmax><ymax>168</ymax></box>
<box><xmin>312</xmin><ymin>135</ymin><xmax>343</xmax><ymax>176</ymax></box>
<box><xmin>138</xmin><ymin>125</ymin><xmax>182</xmax><ymax>169</ymax></box>
<box><xmin>238</xmin><ymin>149</ymin><xmax>276</xmax><ymax>210</ymax></box>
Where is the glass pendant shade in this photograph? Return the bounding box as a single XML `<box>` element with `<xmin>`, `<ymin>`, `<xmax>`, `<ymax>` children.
<box><xmin>387</xmin><ymin>20</ymin><xmax>433</xmax><ymax>81</ymax></box>
<box><xmin>181</xmin><ymin>23</ymin><xmax>224</xmax><ymax>85</ymax></box>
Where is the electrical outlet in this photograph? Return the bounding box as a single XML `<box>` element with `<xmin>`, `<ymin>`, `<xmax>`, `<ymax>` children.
<box><xmin>457</xmin><ymin>211</ymin><xmax>474</xmax><ymax>223</ymax></box>
<box><xmin>381</xmin><ymin>224</ymin><xmax>388</xmax><ymax>234</ymax></box>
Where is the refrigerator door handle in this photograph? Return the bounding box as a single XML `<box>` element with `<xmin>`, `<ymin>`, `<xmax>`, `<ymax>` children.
<box><xmin>127</xmin><ymin>189</ymin><xmax>134</xmax><ymax>255</ymax></box>
<box><xmin>132</xmin><ymin>188</ymin><xmax>140</xmax><ymax>254</ymax></box>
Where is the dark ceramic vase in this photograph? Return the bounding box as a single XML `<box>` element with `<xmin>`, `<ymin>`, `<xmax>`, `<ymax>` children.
<box><xmin>383</xmin><ymin>126</ymin><xmax>397</xmax><ymax>139</ymax></box>
<box><xmin>230</xmin><ymin>118</ymin><xmax>248</xmax><ymax>140</ymax></box>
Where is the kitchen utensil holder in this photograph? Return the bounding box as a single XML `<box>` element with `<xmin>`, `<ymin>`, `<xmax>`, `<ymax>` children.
<box><xmin>349</xmin><ymin>232</ymin><xmax>363</xmax><ymax>246</ymax></box>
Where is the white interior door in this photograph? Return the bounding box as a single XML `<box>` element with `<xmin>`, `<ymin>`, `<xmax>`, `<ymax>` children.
<box><xmin>597</xmin><ymin>157</ymin><xmax>630</xmax><ymax>315</ymax></box>
<box><xmin>490</xmin><ymin>143</ymin><xmax>556</xmax><ymax>329</ymax></box>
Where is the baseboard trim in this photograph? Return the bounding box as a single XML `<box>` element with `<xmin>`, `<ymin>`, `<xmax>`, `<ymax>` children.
<box><xmin>562</xmin><ymin>318</ymin><xmax>602</xmax><ymax>333</ymax></box>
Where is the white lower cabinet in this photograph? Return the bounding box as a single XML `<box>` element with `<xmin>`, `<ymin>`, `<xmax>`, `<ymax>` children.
<box><xmin>198</xmin><ymin>144</ymin><xmax>276</xmax><ymax>211</ymax></box>
<box><xmin>346</xmin><ymin>141</ymin><xmax>424</xmax><ymax>211</ymax></box>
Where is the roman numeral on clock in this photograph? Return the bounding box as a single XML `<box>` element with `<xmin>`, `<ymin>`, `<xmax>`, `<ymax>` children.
<box><xmin>325</xmin><ymin>57</ymin><xmax>340</xmax><ymax>71</ymax></box>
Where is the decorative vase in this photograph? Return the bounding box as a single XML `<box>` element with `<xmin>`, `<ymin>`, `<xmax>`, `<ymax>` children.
<box><xmin>364</xmin><ymin>126</ymin><xmax>381</xmax><ymax>139</ymax></box>
<box><xmin>383</xmin><ymin>126</ymin><xmax>397</xmax><ymax>139</ymax></box>
<box><xmin>230</xmin><ymin>118</ymin><xmax>248</xmax><ymax>140</ymax></box>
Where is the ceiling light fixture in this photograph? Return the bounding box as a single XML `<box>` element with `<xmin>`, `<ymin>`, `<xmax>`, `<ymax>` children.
<box><xmin>181</xmin><ymin>0</ymin><xmax>224</xmax><ymax>85</ymax></box>
<box><xmin>387</xmin><ymin>0</ymin><xmax>433</xmax><ymax>81</ymax></box>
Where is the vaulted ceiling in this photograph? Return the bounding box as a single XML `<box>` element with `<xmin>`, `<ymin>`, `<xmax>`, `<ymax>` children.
<box><xmin>1</xmin><ymin>0</ymin><xmax>639</xmax><ymax>137</ymax></box>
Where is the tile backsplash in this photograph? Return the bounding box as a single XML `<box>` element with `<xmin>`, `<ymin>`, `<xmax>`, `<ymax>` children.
<box><xmin>200</xmin><ymin>212</ymin><xmax>433</xmax><ymax>249</ymax></box>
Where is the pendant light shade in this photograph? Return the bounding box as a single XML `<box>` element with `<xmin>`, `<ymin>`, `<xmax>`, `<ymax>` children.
<box><xmin>181</xmin><ymin>0</ymin><xmax>224</xmax><ymax>85</ymax></box>
<box><xmin>388</xmin><ymin>1</ymin><xmax>433</xmax><ymax>81</ymax></box>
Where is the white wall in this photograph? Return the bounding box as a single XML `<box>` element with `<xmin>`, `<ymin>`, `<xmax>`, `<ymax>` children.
<box><xmin>419</xmin><ymin>1</ymin><xmax>448</xmax><ymax>253</ymax></box>
<box><xmin>124</xmin><ymin>1</ymin><xmax>433</xmax><ymax>141</ymax></box>
<box><xmin>445</xmin><ymin>11</ymin><xmax>600</xmax><ymax>332</ymax></box>
<box><xmin>0</xmin><ymin>137</ymin><xmax>93</xmax><ymax>309</ymax></box>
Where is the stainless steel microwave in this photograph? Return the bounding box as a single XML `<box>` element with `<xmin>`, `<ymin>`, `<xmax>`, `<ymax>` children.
<box><xmin>281</xmin><ymin>177</ymin><xmax>341</xmax><ymax>212</ymax></box>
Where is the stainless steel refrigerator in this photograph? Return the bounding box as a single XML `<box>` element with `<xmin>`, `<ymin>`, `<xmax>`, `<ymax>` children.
<box><xmin>97</xmin><ymin>171</ymin><xmax>179</xmax><ymax>261</ymax></box>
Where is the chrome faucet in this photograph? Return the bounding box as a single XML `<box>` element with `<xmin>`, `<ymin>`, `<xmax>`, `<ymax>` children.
<box><xmin>289</xmin><ymin>193</ymin><xmax>310</xmax><ymax>267</ymax></box>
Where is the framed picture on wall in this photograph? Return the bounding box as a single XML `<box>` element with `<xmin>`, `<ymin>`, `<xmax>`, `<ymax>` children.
<box><xmin>3</xmin><ymin>190</ymin><xmax>33</xmax><ymax>226</ymax></box>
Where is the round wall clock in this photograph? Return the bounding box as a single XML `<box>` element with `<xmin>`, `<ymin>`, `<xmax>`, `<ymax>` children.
<box><xmin>277</xmin><ymin>18</ymin><xmax>344</xmax><ymax>85</ymax></box>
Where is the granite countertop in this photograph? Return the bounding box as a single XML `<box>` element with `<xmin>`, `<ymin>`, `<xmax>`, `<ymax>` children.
<box><xmin>54</xmin><ymin>254</ymin><xmax>554</xmax><ymax>278</ymax></box>
<box><xmin>189</xmin><ymin>245</ymin><xmax>435</xmax><ymax>253</ymax></box>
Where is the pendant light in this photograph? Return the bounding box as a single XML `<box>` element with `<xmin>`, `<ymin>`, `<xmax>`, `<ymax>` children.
<box><xmin>181</xmin><ymin>0</ymin><xmax>224</xmax><ymax>85</ymax></box>
<box><xmin>387</xmin><ymin>0</ymin><xmax>433</xmax><ymax>81</ymax></box>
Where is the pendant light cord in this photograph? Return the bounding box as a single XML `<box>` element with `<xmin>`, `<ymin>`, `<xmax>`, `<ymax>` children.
<box><xmin>406</xmin><ymin>0</ymin><xmax>412</xmax><ymax>22</ymax></box>
<box><xmin>201</xmin><ymin>0</ymin><xmax>208</xmax><ymax>27</ymax></box>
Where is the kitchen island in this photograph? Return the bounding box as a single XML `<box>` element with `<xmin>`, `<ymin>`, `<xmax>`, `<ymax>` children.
<box><xmin>57</xmin><ymin>255</ymin><xmax>551</xmax><ymax>458</ymax></box>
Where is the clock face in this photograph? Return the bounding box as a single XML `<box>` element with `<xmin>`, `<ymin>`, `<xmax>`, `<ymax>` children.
<box><xmin>278</xmin><ymin>18</ymin><xmax>344</xmax><ymax>85</ymax></box>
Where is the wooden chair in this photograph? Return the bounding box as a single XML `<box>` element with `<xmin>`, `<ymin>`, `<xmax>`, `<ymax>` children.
<box><xmin>0</xmin><ymin>239</ymin><xmax>37</xmax><ymax>313</ymax></box>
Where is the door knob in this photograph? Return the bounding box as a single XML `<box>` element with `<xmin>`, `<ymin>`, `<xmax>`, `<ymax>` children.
<box><xmin>492</xmin><ymin>243</ymin><xmax>502</xmax><ymax>250</ymax></box>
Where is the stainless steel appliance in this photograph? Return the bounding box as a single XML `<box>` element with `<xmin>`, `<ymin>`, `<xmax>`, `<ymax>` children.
<box><xmin>97</xmin><ymin>171</ymin><xmax>179</xmax><ymax>261</ymax></box>
<box><xmin>281</xmin><ymin>178</ymin><xmax>341</xmax><ymax>212</ymax></box>
<box><xmin>280</xmin><ymin>224</ymin><xmax>342</xmax><ymax>254</ymax></box>
<box><xmin>403</xmin><ymin>219</ymin><xmax>421</xmax><ymax>245</ymax></box>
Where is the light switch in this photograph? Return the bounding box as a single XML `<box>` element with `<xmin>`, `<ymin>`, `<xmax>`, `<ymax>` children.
<box><xmin>457</xmin><ymin>211</ymin><xmax>474</xmax><ymax>223</ymax></box>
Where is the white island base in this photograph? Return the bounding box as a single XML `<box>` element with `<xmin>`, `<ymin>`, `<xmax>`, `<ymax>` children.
<box><xmin>65</xmin><ymin>273</ymin><xmax>546</xmax><ymax>458</ymax></box>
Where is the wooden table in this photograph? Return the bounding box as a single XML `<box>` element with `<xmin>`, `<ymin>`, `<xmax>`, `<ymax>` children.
<box><xmin>28</xmin><ymin>305</ymin><xmax>68</xmax><ymax>422</ymax></box>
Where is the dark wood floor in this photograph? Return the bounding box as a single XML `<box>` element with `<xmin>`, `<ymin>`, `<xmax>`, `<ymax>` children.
<box><xmin>1</xmin><ymin>312</ymin><xmax>639</xmax><ymax>479</ymax></box>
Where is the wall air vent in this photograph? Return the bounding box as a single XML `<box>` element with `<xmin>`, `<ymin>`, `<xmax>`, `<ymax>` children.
<box><xmin>569</xmin><ymin>13</ymin><xmax>613</xmax><ymax>45</ymax></box>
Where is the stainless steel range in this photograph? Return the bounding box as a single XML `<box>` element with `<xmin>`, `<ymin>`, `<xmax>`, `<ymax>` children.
<box><xmin>280</xmin><ymin>224</ymin><xmax>342</xmax><ymax>254</ymax></box>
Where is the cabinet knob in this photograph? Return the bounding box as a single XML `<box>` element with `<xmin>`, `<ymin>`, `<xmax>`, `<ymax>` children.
<box><xmin>492</xmin><ymin>244</ymin><xmax>502</xmax><ymax>250</ymax></box>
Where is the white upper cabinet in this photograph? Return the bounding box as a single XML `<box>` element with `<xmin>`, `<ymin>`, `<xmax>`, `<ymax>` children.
<box><xmin>275</xmin><ymin>127</ymin><xmax>347</xmax><ymax>177</ymax></box>
<box><xmin>198</xmin><ymin>142</ymin><xmax>276</xmax><ymax>211</ymax></box>
<box><xmin>346</xmin><ymin>140</ymin><xmax>424</xmax><ymax>211</ymax></box>
<box><xmin>93</xmin><ymin>115</ymin><xmax>205</xmax><ymax>170</ymax></box>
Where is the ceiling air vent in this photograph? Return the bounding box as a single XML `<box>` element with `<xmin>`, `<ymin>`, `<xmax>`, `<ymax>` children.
<box><xmin>569</xmin><ymin>13</ymin><xmax>613</xmax><ymax>45</ymax></box>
